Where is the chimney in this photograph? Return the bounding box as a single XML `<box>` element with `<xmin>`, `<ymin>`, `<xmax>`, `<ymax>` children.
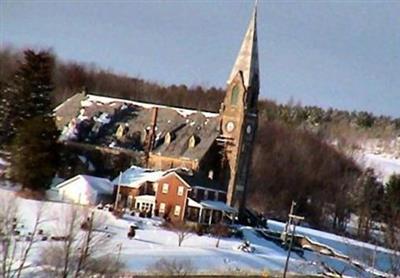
<box><xmin>145</xmin><ymin>107</ymin><xmax>158</xmax><ymax>166</ymax></box>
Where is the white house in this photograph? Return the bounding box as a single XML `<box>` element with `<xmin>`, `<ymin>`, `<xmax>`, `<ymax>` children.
<box><xmin>56</xmin><ymin>175</ymin><xmax>113</xmax><ymax>205</ymax></box>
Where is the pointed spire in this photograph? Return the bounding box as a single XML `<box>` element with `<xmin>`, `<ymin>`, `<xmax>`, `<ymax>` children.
<box><xmin>227</xmin><ymin>3</ymin><xmax>259</xmax><ymax>89</ymax></box>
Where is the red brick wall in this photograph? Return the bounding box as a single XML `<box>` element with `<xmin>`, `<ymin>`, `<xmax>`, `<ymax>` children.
<box><xmin>155</xmin><ymin>173</ymin><xmax>190</xmax><ymax>222</ymax></box>
<box><xmin>113</xmin><ymin>186</ymin><xmax>140</xmax><ymax>209</ymax></box>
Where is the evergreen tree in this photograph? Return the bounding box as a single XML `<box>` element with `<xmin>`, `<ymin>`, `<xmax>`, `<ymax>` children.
<box><xmin>6</xmin><ymin>49</ymin><xmax>59</xmax><ymax>191</ymax></box>
<box><xmin>0</xmin><ymin>81</ymin><xmax>19</xmax><ymax>145</ymax></box>
<box><xmin>0</xmin><ymin>50</ymin><xmax>54</xmax><ymax>145</ymax></box>
<box><xmin>9</xmin><ymin>116</ymin><xmax>59</xmax><ymax>191</ymax></box>
<box><xmin>14</xmin><ymin>49</ymin><xmax>54</xmax><ymax>117</ymax></box>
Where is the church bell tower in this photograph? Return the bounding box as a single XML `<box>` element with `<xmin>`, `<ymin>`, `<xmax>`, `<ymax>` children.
<box><xmin>220</xmin><ymin>5</ymin><xmax>260</xmax><ymax>211</ymax></box>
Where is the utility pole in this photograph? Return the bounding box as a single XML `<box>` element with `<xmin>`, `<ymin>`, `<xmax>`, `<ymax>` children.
<box><xmin>282</xmin><ymin>202</ymin><xmax>304</xmax><ymax>278</ymax></box>
<box><xmin>282</xmin><ymin>201</ymin><xmax>296</xmax><ymax>244</ymax></box>
<box><xmin>114</xmin><ymin>172</ymin><xmax>122</xmax><ymax>211</ymax></box>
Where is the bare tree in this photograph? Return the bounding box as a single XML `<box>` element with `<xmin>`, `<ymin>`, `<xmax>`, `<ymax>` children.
<box><xmin>148</xmin><ymin>258</ymin><xmax>196</xmax><ymax>276</ymax></box>
<box><xmin>210</xmin><ymin>221</ymin><xmax>230</xmax><ymax>248</ymax></box>
<box><xmin>167</xmin><ymin>222</ymin><xmax>192</xmax><ymax>247</ymax></box>
<box><xmin>37</xmin><ymin>206</ymin><xmax>123</xmax><ymax>277</ymax></box>
<box><xmin>15</xmin><ymin>204</ymin><xmax>44</xmax><ymax>278</ymax></box>
<box><xmin>0</xmin><ymin>193</ymin><xmax>44</xmax><ymax>278</ymax></box>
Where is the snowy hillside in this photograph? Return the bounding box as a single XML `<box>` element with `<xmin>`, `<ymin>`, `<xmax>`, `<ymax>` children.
<box><xmin>1</xmin><ymin>188</ymin><xmax>397</xmax><ymax>277</ymax></box>
<box><xmin>356</xmin><ymin>152</ymin><xmax>400</xmax><ymax>183</ymax></box>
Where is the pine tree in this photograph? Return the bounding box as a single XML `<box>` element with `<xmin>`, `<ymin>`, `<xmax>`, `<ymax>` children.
<box><xmin>6</xmin><ymin>49</ymin><xmax>59</xmax><ymax>191</ymax></box>
<box><xmin>0</xmin><ymin>81</ymin><xmax>18</xmax><ymax>145</ymax></box>
<box><xmin>14</xmin><ymin>50</ymin><xmax>54</xmax><ymax>117</ymax></box>
<box><xmin>9</xmin><ymin>116</ymin><xmax>59</xmax><ymax>190</ymax></box>
<box><xmin>0</xmin><ymin>50</ymin><xmax>54</xmax><ymax>145</ymax></box>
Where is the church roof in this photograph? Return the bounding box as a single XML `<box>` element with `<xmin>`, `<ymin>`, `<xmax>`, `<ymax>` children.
<box><xmin>56</xmin><ymin>93</ymin><xmax>220</xmax><ymax>161</ymax></box>
<box><xmin>227</xmin><ymin>5</ymin><xmax>259</xmax><ymax>89</ymax></box>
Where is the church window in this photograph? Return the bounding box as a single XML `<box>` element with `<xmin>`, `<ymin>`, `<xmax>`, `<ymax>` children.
<box><xmin>231</xmin><ymin>85</ymin><xmax>239</xmax><ymax>106</ymax></box>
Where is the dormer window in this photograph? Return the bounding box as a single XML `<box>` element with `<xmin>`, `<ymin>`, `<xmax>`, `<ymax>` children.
<box><xmin>165</xmin><ymin>132</ymin><xmax>175</xmax><ymax>145</ymax></box>
<box><xmin>116</xmin><ymin>124</ymin><xmax>129</xmax><ymax>139</ymax></box>
<box><xmin>188</xmin><ymin>135</ymin><xmax>200</xmax><ymax>148</ymax></box>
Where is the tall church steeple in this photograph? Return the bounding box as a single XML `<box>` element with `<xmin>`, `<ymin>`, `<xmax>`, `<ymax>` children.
<box><xmin>220</xmin><ymin>3</ymin><xmax>260</xmax><ymax>212</ymax></box>
<box><xmin>227</xmin><ymin>5</ymin><xmax>259</xmax><ymax>91</ymax></box>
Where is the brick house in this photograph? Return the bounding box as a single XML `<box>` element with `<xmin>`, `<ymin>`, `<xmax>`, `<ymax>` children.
<box><xmin>155</xmin><ymin>172</ymin><xmax>191</xmax><ymax>222</ymax></box>
<box><xmin>113</xmin><ymin>166</ymin><xmax>168</xmax><ymax>209</ymax></box>
<box><xmin>154</xmin><ymin>170</ymin><xmax>237</xmax><ymax>224</ymax></box>
<box><xmin>112</xmin><ymin>165</ymin><xmax>237</xmax><ymax>224</ymax></box>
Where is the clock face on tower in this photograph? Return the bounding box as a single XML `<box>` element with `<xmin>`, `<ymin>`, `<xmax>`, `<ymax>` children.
<box><xmin>226</xmin><ymin>121</ymin><xmax>235</xmax><ymax>133</ymax></box>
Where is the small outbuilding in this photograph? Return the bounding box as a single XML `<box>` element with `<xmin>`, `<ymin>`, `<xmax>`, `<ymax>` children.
<box><xmin>57</xmin><ymin>175</ymin><xmax>114</xmax><ymax>205</ymax></box>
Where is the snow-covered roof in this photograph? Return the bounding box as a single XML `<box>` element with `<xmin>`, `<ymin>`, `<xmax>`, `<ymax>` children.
<box><xmin>200</xmin><ymin>200</ymin><xmax>237</xmax><ymax>214</ymax></box>
<box><xmin>188</xmin><ymin>198</ymin><xmax>202</xmax><ymax>208</ymax></box>
<box><xmin>55</xmin><ymin>93</ymin><xmax>221</xmax><ymax>161</ymax></box>
<box><xmin>112</xmin><ymin>166</ymin><xmax>167</xmax><ymax>188</ymax></box>
<box><xmin>134</xmin><ymin>195</ymin><xmax>156</xmax><ymax>203</ymax></box>
<box><xmin>82</xmin><ymin>94</ymin><xmax>219</xmax><ymax>118</ymax></box>
<box><xmin>56</xmin><ymin>175</ymin><xmax>113</xmax><ymax>195</ymax></box>
<box><xmin>49</xmin><ymin>176</ymin><xmax>65</xmax><ymax>188</ymax></box>
<box><xmin>187</xmin><ymin>198</ymin><xmax>237</xmax><ymax>213</ymax></box>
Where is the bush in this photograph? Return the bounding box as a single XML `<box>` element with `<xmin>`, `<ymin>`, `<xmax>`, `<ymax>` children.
<box><xmin>147</xmin><ymin>258</ymin><xmax>196</xmax><ymax>276</ymax></box>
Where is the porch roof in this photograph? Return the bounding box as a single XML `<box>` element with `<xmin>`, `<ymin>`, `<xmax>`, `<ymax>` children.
<box><xmin>187</xmin><ymin>198</ymin><xmax>237</xmax><ymax>214</ymax></box>
<box><xmin>187</xmin><ymin>198</ymin><xmax>202</xmax><ymax>208</ymax></box>
<box><xmin>200</xmin><ymin>200</ymin><xmax>237</xmax><ymax>214</ymax></box>
<box><xmin>134</xmin><ymin>195</ymin><xmax>155</xmax><ymax>203</ymax></box>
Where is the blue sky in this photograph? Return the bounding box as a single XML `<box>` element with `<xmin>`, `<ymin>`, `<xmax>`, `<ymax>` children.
<box><xmin>2</xmin><ymin>1</ymin><xmax>399</xmax><ymax>117</ymax></box>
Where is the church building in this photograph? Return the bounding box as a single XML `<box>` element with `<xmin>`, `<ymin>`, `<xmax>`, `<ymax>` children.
<box><xmin>54</xmin><ymin>6</ymin><xmax>260</xmax><ymax>213</ymax></box>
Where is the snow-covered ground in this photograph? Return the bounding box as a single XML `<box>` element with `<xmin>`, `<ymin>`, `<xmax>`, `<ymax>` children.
<box><xmin>356</xmin><ymin>152</ymin><xmax>400</xmax><ymax>183</ymax></box>
<box><xmin>1</xmin><ymin>188</ymin><xmax>397</xmax><ymax>277</ymax></box>
<box><xmin>267</xmin><ymin>220</ymin><xmax>396</xmax><ymax>275</ymax></box>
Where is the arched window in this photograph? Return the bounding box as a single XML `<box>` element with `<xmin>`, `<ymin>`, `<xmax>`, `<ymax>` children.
<box><xmin>230</xmin><ymin>85</ymin><xmax>239</xmax><ymax>106</ymax></box>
